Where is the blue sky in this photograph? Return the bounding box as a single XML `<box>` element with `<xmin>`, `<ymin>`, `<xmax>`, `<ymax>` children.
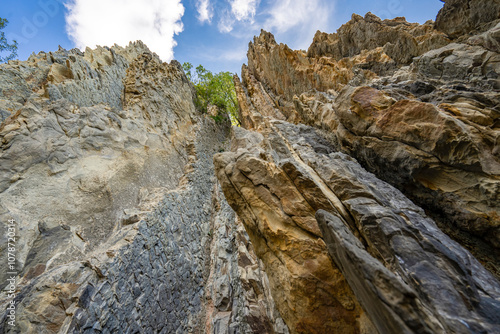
<box><xmin>1</xmin><ymin>0</ymin><xmax>444</xmax><ymax>74</ymax></box>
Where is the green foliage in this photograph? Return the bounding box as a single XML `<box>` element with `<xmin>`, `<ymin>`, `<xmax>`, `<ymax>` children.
<box><xmin>0</xmin><ymin>18</ymin><xmax>18</xmax><ymax>63</ymax></box>
<box><xmin>182</xmin><ymin>62</ymin><xmax>239</xmax><ymax>125</ymax></box>
<box><xmin>182</xmin><ymin>62</ymin><xmax>193</xmax><ymax>81</ymax></box>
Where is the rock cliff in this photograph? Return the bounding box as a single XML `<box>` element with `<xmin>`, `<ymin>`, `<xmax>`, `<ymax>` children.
<box><xmin>214</xmin><ymin>0</ymin><xmax>500</xmax><ymax>333</ymax></box>
<box><xmin>0</xmin><ymin>43</ymin><xmax>286</xmax><ymax>333</ymax></box>
<box><xmin>1</xmin><ymin>0</ymin><xmax>500</xmax><ymax>333</ymax></box>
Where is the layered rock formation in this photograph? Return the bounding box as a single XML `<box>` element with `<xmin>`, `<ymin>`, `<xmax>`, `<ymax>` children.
<box><xmin>233</xmin><ymin>5</ymin><xmax>500</xmax><ymax>277</ymax></box>
<box><xmin>0</xmin><ymin>44</ymin><xmax>286</xmax><ymax>333</ymax></box>
<box><xmin>1</xmin><ymin>0</ymin><xmax>500</xmax><ymax>333</ymax></box>
<box><xmin>307</xmin><ymin>13</ymin><xmax>450</xmax><ymax>64</ymax></box>
<box><xmin>435</xmin><ymin>0</ymin><xmax>500</xmax><ymax>39</ymax></box>
<box><xmin>213</xmin><ymin>0</ymin><xmax>500</xmax><ymax>333</ymax></box>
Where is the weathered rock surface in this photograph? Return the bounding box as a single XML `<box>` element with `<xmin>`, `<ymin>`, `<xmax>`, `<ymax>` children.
<box><xmin>317</xmin><ymin>204</ymin><xmax>500</xmax><ymax>333</ymax></box>
<box><xmin>213</xmin><ymin>1</ymin><xmax>500</xmax><ymax>333</ymax></box>
<box><xmin>214</xmin><ymin>124</ymin><xmax>375</xmax><ymax>334</ymax></box>
<box><xmin>307</xmin><ymin>13</ymin><xmax>450</xmax><ymax>64</ymax></box>
<box><xmin>316</xmin><ymin>210</ymin><xmax>441</xmax><ymax>334</ymax></box>
<box><xmin>0</xmin><ymin>43</ymin><xmax>287</xmax><ymax>333</ymax></box>
<box><xmin>206</xmin><ymin>200</ymin><xmax>288</xmax><ymax>334</ymax></box>
<box><xmin>239</xmin><ymin>9</ymin><xmax>500</xmax><ymax>278</ymax></box>
<box><xmin>215</xmin><ymin>96</ymin><xmax>500</xmax><ymax>333</ymax></box>
<box><xmin>435</xmin><ymin>0</ymin><xmax>500</xmax><ymax>39</ymax></box>
<box><xmin>1</xmin><ymin>1</ymin><xmax>500</xmax><ymax>333</ymax></box>
<box><xmin>312</xmin><ymin>147</ymin><xmax>500</xmax><ymax>332</ymax></box>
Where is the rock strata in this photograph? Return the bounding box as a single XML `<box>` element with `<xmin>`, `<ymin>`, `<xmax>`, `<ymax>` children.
<box><xmin>239</xmin><ymin>9</ymin><xmax>500</xmax><ymax>278</ymax></box>
<box><xmin>214</xmin><ymin>125</ymin><xmax>374</xmax><ymax>334</ymax></box>
<box><xmin>307</xmin><ymin>13</ymin><xmax>450</xmax><ymax>64</ymax></box>
<box><xmin>0</xmin><ymin>43</ymin><xmax>287</xmax><ymax>333</ymax></box>
<box><xmin>214</xmin><ymin>1</ymin><xmax>500</xmax><ymax>333</ymax></box>
<box><xmin>435</xmin><ymin>0</ymin><xmax>500</xmax><ymax>39</ymax></box>
<box><xmin>1</xmin><ymin>0</ymin><xmax>500</xmax><ymax>333</ymax></box>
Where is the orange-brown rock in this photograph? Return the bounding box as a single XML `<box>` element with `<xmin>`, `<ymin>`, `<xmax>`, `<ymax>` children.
<box><xmin>435</xmin><ymin>0</ymin><xmax>500</xmax><ymax>39</ymax></box>
<box><xmin>216</xmin><ymin>73</ymin><xmax>500</xmax><ymax>332</ymax></box>
<box><xmin>242</xmin><ymin>11</ymin><xmax>500</xmax><ymax>277</ymax></box>
<box><xmin>214</xmin><ymin>124</ymin><xmax>375</xmax><ymax>334</ymax></box>
<box><xmin>333</xmin><ymin>86</ymin><xmax>500</xmax><ymax>244</ymax></box>
<box><xmin>215</xmin><ymin>2</ymin><xmax>500</xmax><ymax>332</ymax></box>
<box><xmin>307</xmin><ymin>13</ymin><xmax>450</xmax><ymax>64</ymax></box>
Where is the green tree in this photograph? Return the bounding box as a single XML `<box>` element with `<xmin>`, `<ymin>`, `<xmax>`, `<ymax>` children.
<box><xmin>0</xmin><ymin>18</ymin><xmax>18</xmax><ymax>63</ymax></box>
<box><xmin>183</xmin><ymin>62</ymin><xmax>239</xmax><ymax>125</ymax></box>
<box><xmin>182</xmin><ymin>62</ymin><xmax>193</xmax><ymax>82</ymax></box>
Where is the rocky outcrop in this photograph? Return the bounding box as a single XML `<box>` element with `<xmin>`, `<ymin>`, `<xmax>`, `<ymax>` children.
<box><xmin>324</xmin><ymin>83</ymin><xmax>500</xmax><ymax>247</ymax></box>
<box><xmin>206</xmin><ymin>187</ymin><xmax>288</xmax><ymax>334</ymax></box>
<box><xmin>214</xmin><ymin>2</ymin><xmax>500</xmax><ymax>333</ymax></box>
<box><xmin>1</xmin><ymin>1</ymin><xmax>500</xmax><ymax>333</ymax></box>
<box><xmin>0</xmin><ymin>44</ymin><xmax>287</xmax><ymax>333</ymax></box>
<box><xmin>238</xmin><ymin>10</ymin><xmax>500</xmax><ymax>279</ymax></box>
<box><xmin>317</xmin><ymin>207</ymin><xmax>500</xmax><ymax>334</ymax></box>
<box><xmin>214</xmin><ymin>125</ymin><xmax>375</xmax><ymax>334</ymax></box>
<box><xmin>215</xmin><ymin>86</ymin><xmax>500</xmax><ymax>333</ymax></box>
<box><xmin>0</xmin><ymin>44</ymin><xmax>196</xmax><ymax>293</ymax></box>
<box><xmin>307</xmin><ymin>13</ymin><xmax>450</xmax><ymax>64</ymax></box>
<box><xmin>435</xmin><ymin>0</ymin><xmax>500</xmax><ymax>39</ymax></box>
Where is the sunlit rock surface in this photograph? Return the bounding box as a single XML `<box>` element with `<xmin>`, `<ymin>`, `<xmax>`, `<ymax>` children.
<box><xmin>1</xmin><ymin>0</ymin><xmax>499</xmax><ymax>333</ymax></box>
<box><xmin>214</xmin><ymin>2</ymin><xmax>500</xmax><ymax>333</ymax></box>
<box><xmin>0</xmin><ymin>43</ymin><xmax>286</xmax><ymax>333</ymax></box>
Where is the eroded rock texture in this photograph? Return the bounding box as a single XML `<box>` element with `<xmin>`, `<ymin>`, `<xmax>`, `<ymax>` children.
<box><xmin>435</xmin><ymin>0</ymin><xmax>500</xmax><ymax>39</ymax></box>
<box><xmin>214</xmin><ymin>2</ymin><xmax>500</xmax><ymax>334</ymax></box>
<box><xmin>307</xmin><ymin>13</ymin><xmax>450</xmax><ymax>64</ymax></box>
<box><xmin>234</xmin><ymin>10</ymin><xmax>500</xmax><ymax>277</ymax></box>
<box><xmin>1</xmin><ymin>1</ymin><xmax>500</xmax><ymax>333</ymax></box>
<box><xmin>0</xmin><ymin>44</ymin><xmax>287</xmax><ymax>333</ymax></box>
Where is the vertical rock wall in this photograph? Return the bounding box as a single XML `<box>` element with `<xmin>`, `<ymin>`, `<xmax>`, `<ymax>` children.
<box><xmin>214</xmin><ymin>2</ymin><xmax>500</xmax><ymax>333</ymax></box>
<box><xmin>0</xmin><ymin>44</ymin><xmax>287</xmax><ymax>333</ymax></box>
<box><xmin>1</xmin><ymin>1</ymin><xmax>499</xmax><ymax>333</ymax></box>
<box><xmin>237</xmin><ymin>9</ymin><xmax>500</xmax><ymax>277</ymax></box>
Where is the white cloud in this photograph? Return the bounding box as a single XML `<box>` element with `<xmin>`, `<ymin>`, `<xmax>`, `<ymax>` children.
<box><xmin>265</xmin><ymin>0</ymin><xmax>330</xmax><ymax>33</ymax></box>
<box><xmin>217</xmin><ymin>0</ymin><xmax>259</xmax><ymax>33</ymax></box>
<box><xmin>264</xmin><ymin>0</ymin><xmax>333</xmax><ymax>49</ymax></box>
<box><xmin>230</xmin><ymin>0</ymin><xmax>259</xmax><ymax>21</ymax></box>
<box><xmin>196</xmin><ymin>0</ymin><xmax>213</xmax><ymax>23</ymax></box>
<box><xmin>64</xmin><ymin>0</ymin><xmax>184</xmax><ymax>61</ymax></box>
<box><xmin>218</xmin><ymin>11</ymin><xmax>236</xmax><ymax>33</ymax></box>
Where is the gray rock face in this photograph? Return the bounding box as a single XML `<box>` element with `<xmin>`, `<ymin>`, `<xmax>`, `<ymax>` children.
<box><xmin>214</xmin><ymin>2</ymin><xmax>500</xmax><ymax>332</ymax></box>
<box><xmin>206</xmin><ymin>186</ymin><xmax>289</xmax><ymax>334</ymax></box>
<box><xmin>316</xmin><ymin>210</ymin><xmax>441</xmax><ymax>334</ymax></box>
<box><xmin>57</xmin><ymin>118</ymin><xmax>231</xmax><ymax>334</ymax></box>
<box><xmin>214</xmin><ymin>124</ymin><xmax>376</xmax><ymax>334</ymax></box>
<box><xmin>0</xmin><ymin>43</ymin><xmax>287</xmax><ymax>333</ymax></box>
<box><xmin>435</xmin><ymin>0</ymin><xmax>500</xmax><ymax>38</ymax></box>
<box><xmin>413</xmin><ymin>42</ymin><xmax>500</xmax><ymax>87</ymax></box>
<box><xmin>309</xmin><ymin>141</ymin><xmax>500</xmax><ymax>333</ymax></box>
<box><xmin>242</xmin><ymin>8</ymin><xmax>500</xmax><ymax>278</ymax></box>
